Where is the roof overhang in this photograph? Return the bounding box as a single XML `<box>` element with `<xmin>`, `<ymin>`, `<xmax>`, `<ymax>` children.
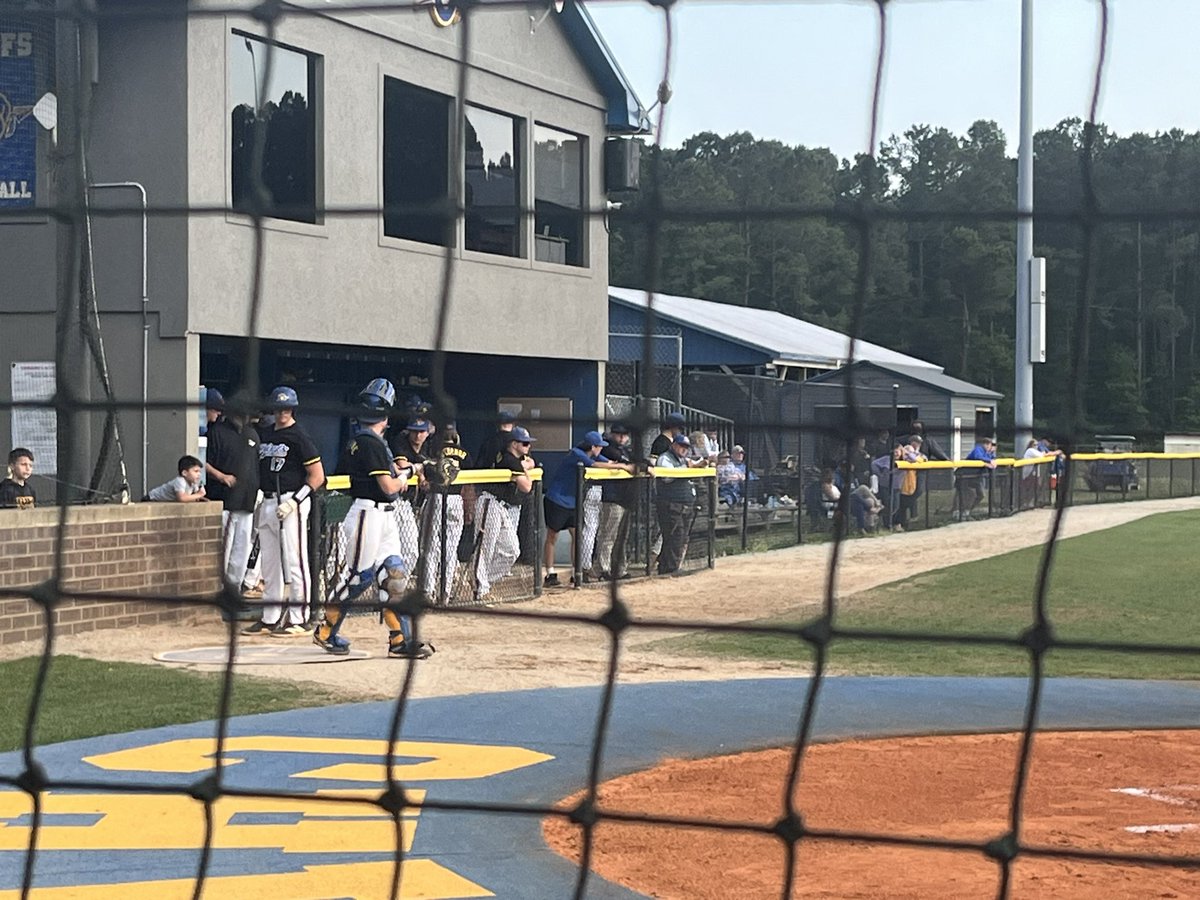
<box><xmin>561</xmin><ymin>1</ymin><xmax>649</xmax><ymax>133</ymax></box>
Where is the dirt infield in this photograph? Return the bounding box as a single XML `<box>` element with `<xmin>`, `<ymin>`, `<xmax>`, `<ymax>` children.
<box><xmin>11</xmin><ymin>496</ymin><xmax>1200</xmax><ymax>699</ymax></box>
<box><xmin>543</xmin><ymin>729</ymin><xmax>1200</xmax><ymax>899</ymax></box>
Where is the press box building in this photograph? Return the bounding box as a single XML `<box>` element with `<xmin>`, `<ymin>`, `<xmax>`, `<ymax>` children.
<box><xmin>0</xmin><ymin>0</ymin><xmax>644</xmax><ymax>498</ymax></box>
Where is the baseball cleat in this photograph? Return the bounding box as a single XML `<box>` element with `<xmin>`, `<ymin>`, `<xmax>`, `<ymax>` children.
<box><xmin>240</xmin><ymin>619</ymin><xmax>272</xmax><ymax>635</ymax></box>
<box><xmin>388</xmin><ymin>640</ymin><xmax>435</xmax><ymax>660</ymax></box>
<box><xmin>271</xmin><ymin>622</ymin><xmax>314</xmax><ymax>637</ymax></box>
<box><xmin>313</xmin><ymin>631</ymin><xmax>351</xmax><ymax>655</ymax></box>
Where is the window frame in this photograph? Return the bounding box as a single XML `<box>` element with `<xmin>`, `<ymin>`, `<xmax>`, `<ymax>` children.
<box><xmin>227</xmin><ymin>28</ymin><xmax>324</xmax><ymax>228</ymax></box>
<box><xmin>380</xmin><ymin>75</ymin><xmax>457</xmax><ymax>249</ymax></box>
<box><xmin>532</xmin><ymin>122</ymin><xmax>587</xmax><ymax>269</ymax></box>
<box><xmin>462</xmin><ymin>102</ymin><xmax>526</xmax><ymax>261</ymax></box>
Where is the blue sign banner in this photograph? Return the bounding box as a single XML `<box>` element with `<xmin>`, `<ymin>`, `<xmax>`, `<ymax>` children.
<box><xmin>0</xmin><ymin>23</ymin><xmax>38</xmax><ymax>208</ymax></box>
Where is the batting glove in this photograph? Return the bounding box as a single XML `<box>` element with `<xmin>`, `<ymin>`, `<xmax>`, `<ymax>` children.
<box><xmin>276</xmin><ymin>497</ymin><xmax>299</xmax><ymax>521</ymax></box>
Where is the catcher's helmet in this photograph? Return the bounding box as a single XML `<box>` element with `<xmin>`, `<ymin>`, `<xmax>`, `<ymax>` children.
<box><xmin>357</xmin><ymin>378</ymin><xmax>396</xmax><ymax>425</ymax></box>
<box><xmin>268</xmin><ymin>386</ymin><xmax>299</xmax><ymax>410</ymax></box>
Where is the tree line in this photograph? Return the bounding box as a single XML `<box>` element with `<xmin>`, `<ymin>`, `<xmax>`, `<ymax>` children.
<box><xmin>609</xmin><ymin>121</ymin><xmax>1200</xmax><ymax>438</ymax></box>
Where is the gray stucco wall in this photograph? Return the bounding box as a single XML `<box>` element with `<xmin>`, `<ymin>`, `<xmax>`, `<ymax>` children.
<box><xmin>3</xmin><ymin>4</ymin><xmax>617</xmax><ymax>496</ymax></box>
<box><xmin>1</xmin><ymin>8</ymin><xmax>193</xmax><ymax>498</ymax></box>
<box><xmin>185</xmin><ymin>6</ymin><xmax>611</xmax><ymax>361</ymax></box>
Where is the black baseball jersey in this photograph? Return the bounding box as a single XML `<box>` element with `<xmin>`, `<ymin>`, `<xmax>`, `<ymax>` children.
<box><xmin>599</xmin><ymin>439</ymin><xmax>636</xmax><ymax>508</ymax></box>
<box><xmin>649</xmin><ymin>433</ymin><xmax>672</xmax><ymax>460</ymax></box>
<box><xmin>483</xmin><ymin>449</ymin><xmax>528</xmax><ymax>506</ymax></box>
<box><xmin>475</xmin><ymin>429</ymin><xmax>511</xmax><ymax>470</ymax></box>
<box><xmin>388</xmin><ymin>432</ymin><xmax>430</xmax><ymax>506</ymax></box>
<box><xmin>205</xmin><ymin>418</ymin><xmax>260</xmax><ymax>512</ymax></box>
<box><xmin>258</xmin><ymin>422</ymin><xmax>321</xmax><ymax>494</ymax></box>
<box><xmin>338</xmin><ymin>429</ymin><xmax>398</xmax><ymax>503</ymax></box>
<box><xmin>0</xmin><ymin>478</ymin><xmax>35</xmax><ymax>510</ymax></box>
<box><xmin>433</xmin><ymin>440</ymin><xmax>472</xmax><ymax>495</ymax></box>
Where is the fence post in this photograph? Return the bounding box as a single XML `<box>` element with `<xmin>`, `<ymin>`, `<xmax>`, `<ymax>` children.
<box><xmin>924</xmin><ymin>468</ymin><xmax>930</xmax><ymax>529</ymax></box>
<box><xmin>1169</xmin><ymin>459</ymin><xmax>1175</xmax><ymax>498</ymax></box>
<box><xmin>796</xmin><ymin>419</ymin><xmax>805</xmax><ymax>546</ymax></box>
<box><xmin>574</xmin><ymin>465</ymin><xmax>585</xmax><ymax>589</ymax></box>
<box><xmin>644</xmin><ymin>474</ymin><xmax>654</xmax><ymax>578</ymax></box>
<box><xmin>309</xmin><ymin>489</ymin><xmax>327</xmax><ymax>619</ymax></box>
<box><xmin>707</xmin><ymin>476</ymin><xmax>717</xmax><ymax>569</ymax></box>
<box><xmin>533</xmin><ymin>479</ymin><xmax>544</xmax><ymax>596</ymax></box>
<box><xmin>438</xmin><ymin>487</ymin><xmax>449</xmax><ymax>605</ymax></box>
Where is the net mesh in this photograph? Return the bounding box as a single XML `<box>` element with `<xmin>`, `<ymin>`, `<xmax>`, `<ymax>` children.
<box><xmin>3</xmin><ymin>0</ymin><xmax>1200</xmax><ymax>898</ymax></box>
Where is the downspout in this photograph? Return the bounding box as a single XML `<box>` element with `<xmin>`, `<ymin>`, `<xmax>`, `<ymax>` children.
<box><xmin>86</xmin><ymin>181</ymin><xmax>147</xmax><ymax>497</ymax></box>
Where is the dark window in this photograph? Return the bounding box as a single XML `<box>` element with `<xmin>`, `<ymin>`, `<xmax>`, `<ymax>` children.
<box><xmin>229</xmin><ymin>32</ymin><xmax>319</xmax><ymax>224</ymax></box>
<box><xmin>534</xmin><ymin>124</ymin><xmax>585</xmax><ymax>267</ymax></box>
<box><xmin>464</xmin><ymin>105</ymin><xmax>521</xmax><ymax>257</ymax></box>
<box><xmin>383</xmin><ymin>78</ymin><xmax>453</xmax><ymax>246</ymax></box>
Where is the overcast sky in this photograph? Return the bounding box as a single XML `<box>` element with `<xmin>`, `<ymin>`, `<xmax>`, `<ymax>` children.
<box><xmin>587</xmin><ymin>0</ymin><xmax>1200</xmax><ymax>159</ymax></box>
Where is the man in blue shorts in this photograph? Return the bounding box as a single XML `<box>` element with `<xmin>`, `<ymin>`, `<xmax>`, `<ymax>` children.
<box><xmin>542</xmin><ymin>431</ymin><xmax>628</xmax><ymax>587</ymax></box>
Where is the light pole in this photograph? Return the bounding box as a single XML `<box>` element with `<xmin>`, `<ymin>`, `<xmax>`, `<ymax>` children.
<box><xmin>1014</xmin><ymin>0</ymin><xmax>1035</xmax><ymax>453</ymax></box>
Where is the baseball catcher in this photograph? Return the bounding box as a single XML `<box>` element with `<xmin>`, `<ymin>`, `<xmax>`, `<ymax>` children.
<box><xmin>313</xmin><ymin>378</ymin><xmax>434</xmax><ymax>659</ymax></box>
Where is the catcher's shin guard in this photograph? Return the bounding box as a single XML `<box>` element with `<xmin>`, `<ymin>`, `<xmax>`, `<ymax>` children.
<box><xmin>382</xmin><ymin>608</ymin><xmax>413</xmax><ymax>643</ymax></box>
<box><xmin>324</xmin><ymin>567</ymin><xmax>375</xmax><ymax>641</ymax></box>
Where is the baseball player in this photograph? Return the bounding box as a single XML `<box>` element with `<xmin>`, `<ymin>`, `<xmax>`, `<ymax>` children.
<box><xmin>387</xmin><ymin>417</ymin><xmax>431</xmax><ymax>593</ymax></box>
<box><xmin>474</xmin><ymin>425</ymin><xmax>536</xmax><ymax>602</ymax></box>
<box><xmin>203</xmin><ymin>393</ymin><xmax>262</xmax><ymax>597</ymax></box>
<box><xmin>421</xmin><ymin>421</ymin><xmax>473</xmax><ymax>604</ymax></box>
<box><xmin>314</xmin><ymin>379</ymin><xmax>433</xmax><ymax>659</ymax></box>
<box><xmin>241</xmin><ymin>386</ymin><xmax>324</xmax><ymax>637</ymax></box>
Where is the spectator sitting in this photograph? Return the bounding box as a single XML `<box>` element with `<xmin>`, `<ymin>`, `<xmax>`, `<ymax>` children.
<box><xmin>146</xmin><ymin>455</ymin><xmax>207</xmax><ymax>503</ymax></box>
<box><xmin>850</xmin><ymin>482</ymin><xmax>884</xmax><ymax>532</ymax></box>
<box><xmin>716</xmin><ymin>450</ymin><xmax>745</xmax><ymax>506</ymax></box>
<box><xmin>687</xmin><ymin>430</ymin><xmax>709</xmax><ymax>464</ymax></box>
<box><xmin>0</xmin><ymin>447</ymin><xmax>36</xmax><ymax>510</ymax></box>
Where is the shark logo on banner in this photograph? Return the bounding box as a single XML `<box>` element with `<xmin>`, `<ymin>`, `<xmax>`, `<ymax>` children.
<box><xmin>0</xmin><ymin>24</ymin><xmax>37</xmax><ymax>208</ymax></box>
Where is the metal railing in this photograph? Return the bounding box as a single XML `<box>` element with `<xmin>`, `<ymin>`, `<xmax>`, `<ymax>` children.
<box><xmin>712</xmin><ymin>450</ymin><xmax>1200</xmax><ymax>553</ymax></box>
<box><xmin>313</xmin><ymin>464</ymin><xmax>720</xmax><ymax>611</ymax></box>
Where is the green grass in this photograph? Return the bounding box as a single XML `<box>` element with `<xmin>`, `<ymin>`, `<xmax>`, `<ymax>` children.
<box><xmin>1</xmin><ymin>656</ymin><xmax>342</xmax><ymax>752</ymax></box>
<box><xmin>665</xmin><ymin>508</ymin><xmax>1200</xmax><ymax>680</ymax></box>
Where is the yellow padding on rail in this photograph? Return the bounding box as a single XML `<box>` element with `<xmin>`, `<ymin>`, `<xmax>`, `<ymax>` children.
<box><xmin>583</xmin><ymin>469</ymin><xmax>636</xmax><ymax>481</ymax></box>
<box><xmin>325</xmin><ymin>468</ymin><xmax>543</xmax><ymax>492</ymax></box>
<box><xmin>895</xmin><ymin>450</ymin><xmax>1200</xmax><ymax>471</ymax></box>
<box><xmin>582</xmin><ymin>466</ymin><xmax>715</xmax><ymax>480</ymax></box>
<box><xmin>651</xmin><ymin>466</ymin><xmax>716</xmax><ymax>479</ymax></box>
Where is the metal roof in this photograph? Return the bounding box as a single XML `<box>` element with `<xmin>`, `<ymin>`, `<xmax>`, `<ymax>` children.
<box><xmin>609</xmin><ymin>286</ymin><xmax>942</xmax><ymax>371</ymax></box>
<box><xmin>808</xmin><ymin>360</ymin><xmax>1004</xmax><ymax>400</ymax></box>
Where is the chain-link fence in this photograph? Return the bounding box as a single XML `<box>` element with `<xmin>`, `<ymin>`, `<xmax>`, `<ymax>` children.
<box><xmin>571</xmin><ymin>466</ymin><xmax>716</xmax><ymax>583</ymax></box>
<box><xmin>315</xmin><ymin>463</ymin><xmax>720</xmax><ymax>612</ymax></box>
<box><xmin>712</xmin><ymin>446</ymin><xmax>1200</xmax><ymax>550</ymax></box>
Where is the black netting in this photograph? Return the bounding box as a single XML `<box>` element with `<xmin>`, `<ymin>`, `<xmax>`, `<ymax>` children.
<box><xmin>4</xmin><ymin>1</ymin><xmax>1200</xmax><ymax>898</ymax></box>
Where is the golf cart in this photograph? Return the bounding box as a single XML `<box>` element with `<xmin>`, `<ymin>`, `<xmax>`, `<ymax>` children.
<box><xmin>1084</xmin><ymin>434</ymin><xmax>1140</xmax><ymax>493</ymax></box>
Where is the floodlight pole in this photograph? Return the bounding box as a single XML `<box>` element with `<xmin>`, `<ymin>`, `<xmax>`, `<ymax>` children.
<box><xmin>1014</xmin><ymin>0</ymin><xmax>1035</xmax><ymax>454</ymax></box>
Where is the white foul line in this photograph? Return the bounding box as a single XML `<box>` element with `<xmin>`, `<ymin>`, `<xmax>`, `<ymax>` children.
<box><xmin>1112</xmin><ymin>786</ymin><xmax>1200</xmax><ymax>834</ymax></box>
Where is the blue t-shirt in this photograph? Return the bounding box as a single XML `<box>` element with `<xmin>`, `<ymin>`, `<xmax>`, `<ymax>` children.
<box><xmin>966</xmin><ymin>444</ymin><xmax>995</xmax><ymax>463</ymax></box>
<box><xmin>546</xmin><ymin>447</ymin><xmax>595</xmax><ymax>508</ymax></box>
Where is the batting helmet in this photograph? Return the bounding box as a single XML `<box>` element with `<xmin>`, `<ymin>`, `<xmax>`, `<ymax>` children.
<box><xmin>357</xmin><ymin>378</ymin><xmax>396</xmax><ymax>425</ymax></box>
<box><xmin>268</xmin><ymin>386</ymin><xmax>299</xmax><ymax>410</ymax></box>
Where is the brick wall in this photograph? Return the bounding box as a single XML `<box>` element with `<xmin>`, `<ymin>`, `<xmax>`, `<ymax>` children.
<box><xmin>0</xmin><ymin>503</ymin><xmax>223</xmax><ymax>645</ymax></box>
